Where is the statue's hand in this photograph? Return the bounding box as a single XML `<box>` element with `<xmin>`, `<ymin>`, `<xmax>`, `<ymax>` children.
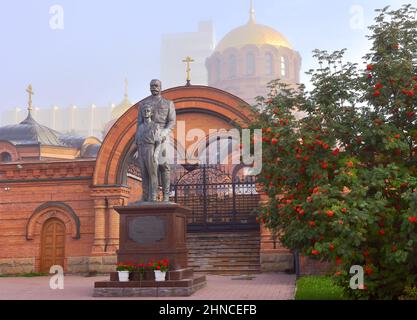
<box><xmin>159</xmin><ymin>128</ymin><xmax>170</xmax><ymax>142</ymax></box>
<box><xmin>154</xmin><ymin>145</ymin><xmax>161</xmax><ymax>163</ymax></box>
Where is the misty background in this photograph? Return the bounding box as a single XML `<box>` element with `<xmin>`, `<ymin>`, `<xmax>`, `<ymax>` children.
<box><xmin>0</xmin><ymin>0</ymin><xmax>413</xmax><ymax>121</ymax></box>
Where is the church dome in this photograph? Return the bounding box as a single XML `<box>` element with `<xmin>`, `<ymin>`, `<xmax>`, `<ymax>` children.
<box><xmin>111</xmin><ymin>97</ymin><xmax>132</xmax><ymax>120</ymax></box>
<box><xmin>214</xmin><ymin>2</ymin><xmax>292</xmax><ymax>53</ymax></box>
<box><xmin>0</xmin><ymin>112</ymin><xmax>63</xmax><ymax>146</ymax></box>
<box><xmin>215</xmin><ymin>21</ymin><xmax>292</xmax><ymax>53</ymax></box>
<box><xmin>206</xmin><ymin>2</ymin><xmax>301</xmax><ymax>105</ymax></box>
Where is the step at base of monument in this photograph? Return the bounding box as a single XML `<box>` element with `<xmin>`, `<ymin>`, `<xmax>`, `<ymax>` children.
<box><xmin>94</xmin><ymin>272</ymin><xmax>206</xmax><ymax>297</ymax></box>
<box><xmin>187</xmin><ymin>231</ymin><xmax>261</xmax><ymax>275</ymax></box>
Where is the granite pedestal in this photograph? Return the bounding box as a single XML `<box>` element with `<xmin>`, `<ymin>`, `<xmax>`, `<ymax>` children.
<box><xmin>93</xmin><ymin>203</ymin><xmax>206</xmax><ymax>297</ymax></box>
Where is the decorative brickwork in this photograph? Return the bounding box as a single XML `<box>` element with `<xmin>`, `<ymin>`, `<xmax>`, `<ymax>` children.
<box><xmin>0</xmin><ymin>85</ymin><xmax>299</xmax><ymax>275</ymax></box>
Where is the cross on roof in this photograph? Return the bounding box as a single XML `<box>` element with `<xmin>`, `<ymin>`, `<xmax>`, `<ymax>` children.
<box><xmin>182</xmin><ymin>56</ymin><xmax>195</xmax><ymax>86</ymax></box>
<box><xmin>26</xmin><ymin>84</ymin><xmax>34</xmax><ymax>112</ymax></box>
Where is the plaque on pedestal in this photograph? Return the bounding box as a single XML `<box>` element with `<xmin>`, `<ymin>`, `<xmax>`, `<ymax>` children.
<box><xmin>116</xmin><ymin>202</ymin><xmax>189</xmax><ymax>269</ymax></box>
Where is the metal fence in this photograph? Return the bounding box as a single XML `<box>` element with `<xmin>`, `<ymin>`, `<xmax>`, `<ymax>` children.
<box><xmin>170</xmin><ymin>165</ymin><xmax>260</xmax><ymax>232</ymax></box>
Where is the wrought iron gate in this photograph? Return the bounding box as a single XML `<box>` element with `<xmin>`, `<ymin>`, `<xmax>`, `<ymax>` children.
<box><xmin>170</xmin><ymin>164</ymin><xmax>260</xmax><ymax>232</ymax></box>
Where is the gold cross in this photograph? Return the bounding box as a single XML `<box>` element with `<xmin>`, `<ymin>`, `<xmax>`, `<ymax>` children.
<box><xmin>182</xmin><ymin>56</ymin><xmax>195</xmax><ymax>85</ymax></box>
<box><xmin>26</xmin><ymin>84</ymin><xmax>34</xmax><ymax>111</ymax></box>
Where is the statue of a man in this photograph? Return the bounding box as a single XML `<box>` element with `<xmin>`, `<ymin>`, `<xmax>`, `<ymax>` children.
<box><xmin>136</xmin><ymin>79</ymin><xmax>176</xmax><ymax>202</ymax></box>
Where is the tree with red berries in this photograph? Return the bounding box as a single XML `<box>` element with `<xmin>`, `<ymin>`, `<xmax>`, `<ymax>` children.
<box><xmin>254</xmin><ymin>5</ymin><xmax>417</xmax><ymax>299</ymax></box>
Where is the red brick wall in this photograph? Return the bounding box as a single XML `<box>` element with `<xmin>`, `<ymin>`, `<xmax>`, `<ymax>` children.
<box><xmin>0</xmin><ymin>160</ymin><xmax>96</xmax><ymax>272</ymax></box>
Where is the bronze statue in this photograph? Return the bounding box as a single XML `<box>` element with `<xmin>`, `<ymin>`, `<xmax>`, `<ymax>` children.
<box><xmin>136</xmin><ymin>79</ymin><xmax>176</xmax><ymax>202</ymax></box>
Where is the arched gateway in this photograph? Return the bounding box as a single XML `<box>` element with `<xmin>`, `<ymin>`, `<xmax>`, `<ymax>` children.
<box><xmin>93</xmin><ymin>85</ymin><xmax>254</xmax><ymax>186</ymax></box>
<box><xmin>90</xmin><ymin>85</ymin><xmax>265</xmax><ymax>273</ymax></box>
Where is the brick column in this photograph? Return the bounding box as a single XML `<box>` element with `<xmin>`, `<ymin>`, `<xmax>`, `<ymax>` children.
<box><xmin>257</xmin><ymin>186</ymin><xmax>293</xmax><ymax>272</ymax></box>
<box><xmin>92</xmin><ymin>198</ymin><xmax>106</xmax><ymax>254</ymax></box>
<box><xmin>106</xmin><ymin>198</ymin><xmax>124</xmax><ymax>253</ymax></box>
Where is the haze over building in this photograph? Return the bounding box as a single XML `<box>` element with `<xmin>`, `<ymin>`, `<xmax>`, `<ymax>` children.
<box><xmin>161</xmin><ymin>21</ymin><xmax>216</xmax><ymax>88</ymax></box>
<box><xmin>0</xmin><ymin>2</ymin><xmax>301</xmax><ymax>136</ymax></box>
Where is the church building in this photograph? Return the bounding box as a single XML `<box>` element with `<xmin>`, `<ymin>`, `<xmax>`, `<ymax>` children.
<box><xmin>0</xmin><ymin>3</ymin><xmax>314</xmax><ymax>276</ymax></box>
<box><xmin>206</xmin><ymin>2</ymin><xmax>301</xmax><ymax>104</ymax></box>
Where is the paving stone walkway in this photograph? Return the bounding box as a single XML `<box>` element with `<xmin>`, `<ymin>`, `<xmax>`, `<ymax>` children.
<box><xmin>0</xmin><ymin>273</ymin><xmax>296</xmax><ymax>300</ymax></box>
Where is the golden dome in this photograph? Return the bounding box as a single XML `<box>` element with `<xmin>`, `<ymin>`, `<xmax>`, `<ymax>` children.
<box><xmin>111</xmin><ymin>97</ymin><xmax>132</xmax><ymax>120</ymax></box>
<box><xmin>215</xmin><ymin>21</ymin><xmax>292</xmax><ymax>52</ymax></box>
<box><xmin>215</xmin><ymin>2</ymin><xmax>292</xmax><ymax>52</ymax></box>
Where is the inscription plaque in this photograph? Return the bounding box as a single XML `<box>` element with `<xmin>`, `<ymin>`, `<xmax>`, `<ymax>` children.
<box><xmin>128</xmin><ymin>216</ymin><xmax>166</xmax><ymax>245</ymax></box>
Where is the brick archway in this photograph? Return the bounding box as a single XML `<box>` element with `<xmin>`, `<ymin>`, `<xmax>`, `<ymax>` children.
<box><xmin>90</xmin><ymin>85</ymin><xmax>256</xmax><ymax>255</ymax></box>
<box><xmin>26</xmin><ymin>202</ymin><xmax>81</xmax><ymax>240</ymax></box>
<box><xmin>93</xmin><ymin>85</ymin><xmax>255</xmax><ymax>187</ymax></box>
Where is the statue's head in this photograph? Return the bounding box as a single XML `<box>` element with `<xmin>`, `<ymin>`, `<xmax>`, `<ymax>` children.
<box><xmin>150</xmin><ymin>79</ymin><xmax>162</xmax><ymax>97</ymax></box>
<box><xmin>142</xmin><ymin>104</ymin><xmax>153</xmax><ymax>119</ymax></box>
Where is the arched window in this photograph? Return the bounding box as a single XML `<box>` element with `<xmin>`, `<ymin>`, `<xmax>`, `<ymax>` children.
<box><xmin>265</xmin><ymin>53</ymin><xmax>274</xmax><ymax>75</ymax></box>
<box><xmin>228</xmin><ymin>54</ymin><xmax>237</xmax><ymax>79</ymax></box>
<box><xmin>0</xmin><ymin>152</ymin><xmax>12</xmax><ymax>163</ymax></box>
<box><xmin>280</xmin><ymin>56</ymin><xmax>287</xmax><ymax>77</ymax></box>
<box><xmin>246</xmin><ymin>52</ymin><xmax>255</xmax><ymax>76</ymax></box>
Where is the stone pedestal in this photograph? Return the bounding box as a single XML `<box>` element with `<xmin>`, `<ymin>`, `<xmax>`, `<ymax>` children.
<box><xmin>116</xmin><ymin>203</ymin><xmax>188</xmax><ymax>269</ymax></box>
<box><xmin>94</xmin><ymin>268</ymin><xmax>206</xmax><ymax>297</ymax></box>
<box><xmin>93</xmin><ymin>203</ymin><xmax>206</xmax><ymax>297</ymax></box>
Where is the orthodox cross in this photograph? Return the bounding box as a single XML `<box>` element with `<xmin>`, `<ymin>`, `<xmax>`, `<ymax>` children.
<box><xmin>26</xmin><ymin>84</ymin><xmax>34</xmax><ymax>112</ymax></box>
<box><xmin>182</xmin><ymin>56</ymin><xmax>195</xmax><ymax>86</ymax></box>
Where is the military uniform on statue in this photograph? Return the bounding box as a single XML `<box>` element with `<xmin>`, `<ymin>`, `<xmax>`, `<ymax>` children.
<box><xmin>137</xmin><ymin>79</ymin><xmax>176</xmax><ymax>202</ymax></box>
<box><xmin>94</xmin><ymin>79</ymin><xmax>206</xmax><ymax>297</ymax></box>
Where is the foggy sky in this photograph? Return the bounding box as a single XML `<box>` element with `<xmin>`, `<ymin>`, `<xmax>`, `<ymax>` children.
<box><xmin>0</xmin><ymin>0</ymin><xmax>413</xmax><ymax>114</ymax></box>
